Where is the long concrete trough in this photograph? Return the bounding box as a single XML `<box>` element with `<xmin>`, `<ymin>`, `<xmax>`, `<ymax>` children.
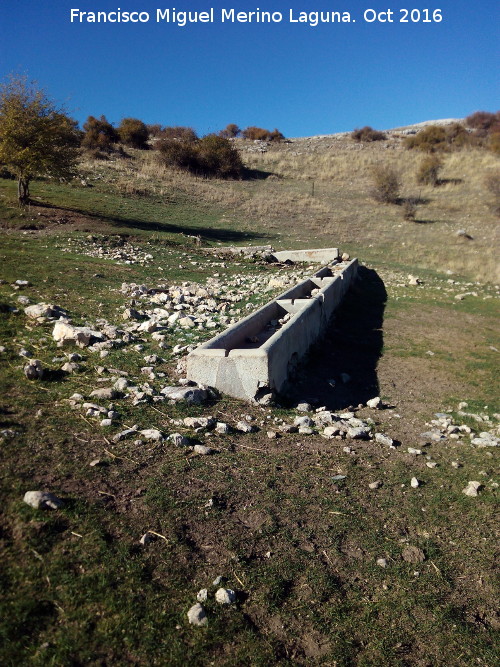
<box><xmin>186</xmin><ymin>258</ymin><xmax>358</xmax><ymax>401</ymax></box>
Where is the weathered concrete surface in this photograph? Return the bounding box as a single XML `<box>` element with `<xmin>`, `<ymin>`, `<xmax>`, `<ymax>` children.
<box><xmin>186</xmin><ymin>259</ymin><xmax>358</xmax><ymax>401</ymax></box>
<box><xmin>271</xmin><ymin>248</ymin><xmax>339</xmax><ymax>263</ymax></box>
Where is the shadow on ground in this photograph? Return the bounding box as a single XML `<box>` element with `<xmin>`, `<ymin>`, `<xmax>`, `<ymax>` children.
<box><xmin>284</xmin><ymin>267</ymin><xmax>387</xmax><ymax>410</ymax></box>
<box><xmin>31</xmin><ymin>201</ymin><xmax>270</xmax><ymax>244</ymax></box>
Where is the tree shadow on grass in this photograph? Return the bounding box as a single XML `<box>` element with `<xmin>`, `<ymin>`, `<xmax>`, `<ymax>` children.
<box><xmin>31</xmin><ymin>200</ymin><xmax>271</xmax><ymax>244</ymax></box>
<box><xmin>283</xmin><ymin>267</ymin><xmax>387</xmax><ymax>411</ymax></box>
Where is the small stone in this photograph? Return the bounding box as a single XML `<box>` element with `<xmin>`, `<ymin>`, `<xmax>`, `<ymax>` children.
<box><xmin>402</xmin><ymin>546</ymin><xmax>425</xmax><ymax>563</ymax></box>
<box><xmin>100</xmin><ymin>418</ymin><xmax>113</xmax><ymax>427</ymax></box>
<box><xmin>426</xmin><ymin>461</ymin><xmax>438</xmax><ymax>469</ymax></box>
<box><xmin>451</xmin><ymin>461</ymin><xmax>462</xmax><ymax>469</ymax></box>
<box><xmin>23</xmin><ymin>491</ymin><xmax>64</xmax><ymax>510</ymax></box>
<box><xmin>24</xmin><ymin>359</ymin><xmax>44</xmax><ymax>380</ymax></box>
<box><xmin>367</xmin><ymin>397</ymin><xmax>382</xmax><ymax>409</ymax></box>
<box><xmin>410</xmin><ymin>477</ymin><xmax>421</xmax><ymax>488</ymax></box>
<box><xmin>376</xmin><ymin>558</ymin><xmax>387</xmax><ymax>568</ymax></box>
<box><xmin>197</xmin><ymin>589</ymin><xmax>208</xmax><ymax>602</ymax></box>
<box><xmin>90</xmin><ymin>388</ymin><xmax>119</xmax><ymax>400</ymax></box>
<box><xmin>408</xmin><ymin>447</ymin><xmax>422</xmax><ymax>455</ymax></box>
<box><xmin>267</xmin><ymin>430</ymin><xmax>278</xmax><ymax>439</ymax></box>
<box><xmin>61</xmin><ymin>362</ymin><xmax>80</xmax><ymax>373</ymax></box>
<box><xmin>236</xmin><ymin>420</ymin><xmax>256</xmax><ymax>433</ymax></box>
<box><xmin>140</xmin><ymin>429</ymin><xmax>164</xmax><ymax>441</ymax></box>
<box><xmin>347</xmin><ymin>426</ymin><xmax>370</xmax><ymax>439</ymax></box>
<box><xmin>215</xmin><ymin>588</ymin><xmax>236</xmax><ymax>605</ymax></box>
<box><xmin>375</xmin><ymin>433</ymin><xmax>394</xmax><ymax>448</ymax></box>
<box><xmin>369</xmin><ymin>480</ymin><xmax>382</xmax><ymax>490</ymax></box>
<box><xmin>140</xmin><ymin>533</ymin><xmax>154</xmax><ymax>545</ymax></box>
<box><xmin>193</xmin><ymin>445</ymin><xmax>213</xmax><ymax>455</ymax></box>
<box><xmin>187</xmin><ymin>603</ymin><xmax>208</xmax><ymax>626</ymax></box>
<box><xmin>323</xmin><ymin>425</ymin><xmax>341</xmax><ymax>437</ymax></box>
<box><xmin>212</xmin><ymin>575</ymin><xmax>224</xmax><ymax>586</ymax></box>
<box><xmin>462</xmin><ymin>481</ymin><xmax>482</xmax><ymax>497</ymax></box>
<box><xmin>215</xmin><ymin>422</ymin><xmax>230</xmax><ymax>434</ymax></box>
<box><xmin>296</xmin><ymin>402</ymin><xmax>311</xmax><ymax>412</ymax></box>
<box><xmin>294</xmin><ymin>416</ymin><xmax>313</xmax><ymax>428</ymax></box>
<box><xmin>168</xmin><ymin>433</ymin><xmax>190</xmax><ymax>447</ymax></box>
<box><xmin>89</xmin><ymin>459</ymin><xmax>101</xmax><ymax>467</ymax></box>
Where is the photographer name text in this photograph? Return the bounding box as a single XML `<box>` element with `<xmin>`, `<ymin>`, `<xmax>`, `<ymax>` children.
<box><xmin>69</xmin><ymin>7</ymin><xmax>444</xmax><ymax>27</ymax></box>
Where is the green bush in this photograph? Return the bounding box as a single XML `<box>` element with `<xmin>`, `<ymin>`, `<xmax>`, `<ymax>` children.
<box><xmin>417</xmin><ymin>155</ymin><xmax>443</xmax><ymax>186</ymax></box>
<box><xmin>118</xmin><ymin>118</ymin><xmax>149</xmax><ymax>149</ymax></box>
<box><xmin>371</xmin><ymin>165</ymin><xmax>400</xmax><ymax>204</ymax></box>
<box><xmin>351</xmin><ymin>126</ymin><xmax>386</xmax><ymax>142</ymax></box>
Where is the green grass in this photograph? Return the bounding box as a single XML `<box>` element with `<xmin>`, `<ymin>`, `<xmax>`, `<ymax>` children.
<box><xmin>0</xmin><ymin>168</ymin><xmax>499</xmax><ymax>665</ymax></box>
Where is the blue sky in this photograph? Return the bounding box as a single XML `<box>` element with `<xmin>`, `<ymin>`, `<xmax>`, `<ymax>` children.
<box><xmin>0</xmin><ymin>1</ymin><xmax>498</xmax><ymax>136</ymax></box>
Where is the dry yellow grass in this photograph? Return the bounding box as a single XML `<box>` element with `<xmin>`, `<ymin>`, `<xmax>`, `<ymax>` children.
<box><xmin>80</xmin><ymin>138</ymin><xmax>499</xmax><ymax>282</ymax></box>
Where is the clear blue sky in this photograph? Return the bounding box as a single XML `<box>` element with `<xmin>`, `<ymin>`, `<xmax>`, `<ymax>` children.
<box><xmin>0</xmin><ymin>1</ymin><xmax>498</xmax><ymax>136</ymax></box>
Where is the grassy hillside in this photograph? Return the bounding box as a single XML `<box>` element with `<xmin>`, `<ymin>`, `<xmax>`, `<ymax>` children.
<box><xmin>0</xmin><ymin>131</ymin><xmax>498</xmax><ymax>665</ymax></box>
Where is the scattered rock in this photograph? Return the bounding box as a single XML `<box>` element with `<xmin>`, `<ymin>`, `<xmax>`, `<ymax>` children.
<box><xmin>24</xmin><ymin>359</ymin><xmax>44</xmax><ymax>380</ymax></box>
<box><xmin>462</xmin><ymin>481</ymin><xmax>482</xmax><ymax>497</ymax></box>
<box><xmin>161</xmin><ymin>385</ymin><xmax>208</xmax><ymax>404</ymax></box>
<box><xmin>215</xmin><ymin>588</ymin><xmax>236</xmax><ymax>605</ymax></box>
<box><xmin>366</xmin><ymin>397</ymin><xmax>382</xmax><ymax>409</ymax></box>
<box><xmin>410</xmin><ymin>477</ymin><xmax>421</xmax><ymax>488</ymax></box>
<box><xmin>375</xmin><ymin>433</ymin><xmax>394</xmax><ymax>448</ymax></box>
<box><xmin>237</xmin><ymin>420</ymin><xmax>256</xmax><ymax>433</ymax></box>
<box><xmin>168</xmin><ymin>433</ymin><xmax>190</xmax><ymax>447</ymax></box>
<box><xmin>23</xmin><ymin>491</ymin><xmax>64</xmax><ymax>510</ymax></box>
<box><xmin>369</xmin><ymin>480</ymin><xmax>383</xmax><ymax>490</ymax></box>
<box><xmin>193</xmin><ymin>444</ymin><xmax>214</xmax><ymax>455</ymax></box>
<box><xmin>187</xmin><ymin>603</ymin><xmax>208</xmax><ymax>626</ymax></box>
<box><xmin>90</xmin><ymin>387</ymin><xmax>120</xmax><ymax>400</ymax></box>
<box><xmin>197</xmin><ymin>589</ymin><xmax>208</xmax><ymax>602</ymax></box>
<box><xmin>376</xmin><ymin>558</ymin><xmax>388</xmax><ymax>568</ymax></box>
<box><xmin>139</xmin><ymin>429</ymin><xmax>164</xmax><ymax>441</ymax></box>
<box><xmin>52</xmin><ymin>322</ymin><xmax>104</xmax><ymax>348</ymax></box>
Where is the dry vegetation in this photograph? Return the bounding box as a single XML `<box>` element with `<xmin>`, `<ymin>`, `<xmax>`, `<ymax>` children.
<box><xmin>79</xmin><ymin>130</ymin><xmax>500</xmax><ymax>283</ymax></box>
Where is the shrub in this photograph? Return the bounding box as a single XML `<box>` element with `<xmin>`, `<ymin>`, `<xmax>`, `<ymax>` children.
<box><xmin>402</xmin><ymin>197</ymin><xmax>418</xmax><ymax>221</ymax></box>
<box><xmin>157</xmin><ymin>138</ymin><xmax>198</xmax><ymax>172</ymax></box>
<box><xmin>417</xmin><ymin>155</ymin><xmax>443</xmax><ymax>186</ymax></box>
<box><xmin>488</xmin><ymin>131</ymin><xmax>500</xmax><ymax>155</ymax></box>
<box><xmin>161</xmin><ymin>126</ymin><xmax>198</xmax><ymax>142</ymax></box>
<box><xmin>404</xmin><ymin>125</ymin><xmax>447</xmax><ymax>152</ymax></box>
<box><xmin>241</xmin><ymin>126</ymin><xmax>285</xmax><ymax>142</ymax></box>
<box><xmin>219</xmin><ymin>123</ymin><xmax>241</xmax><ymax>139</ymax></box>
<box><xmin>196</xmin><ymin>134</ymin><xmax>243</xmax><ymax>178</ymax></box>
<box><xmin>118</xmin><ymin>118</ymin><xmax>149</xmax><ymax>149</ymax></box>
<box><xmin>268</xmin><ymin>128</ymin><xmax>285</xmax><ymax>142</ymax></box>
<box><xmin>371</xmin><ymin>165</ymin><xmax>400</xmax><ymax>204</ymax></box>
<box><xmin>146</xmin><ymin>124</ymin><xmax>164</xmax><ymax>138</ymax></box>
<box><xmin>484</xmin><ymin>170</ymin><xmax>500</xmax><ymax>216</ymax></box>
<box><xmin>465</xmin><ymin>111</ymin><xmax>500</xmax><ymax>132</ymax></box>
<box><xmin>351</xmin><ymin>126</ymin><xmax>386</xmax><ymax>142</ymax></box>
<box><xmin>82</xmin><ymin>115</ymin><xmax>118</xmax><ymax>152</ymax></box>
<box><xmin>158</xmin><ymin>134</ymin><xmax>243</xmax><ymax>179</ymax></box>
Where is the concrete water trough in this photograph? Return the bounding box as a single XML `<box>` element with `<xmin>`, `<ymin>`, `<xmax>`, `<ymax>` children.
<box><xmin>186</xmin><ymin>258</ymin><xmax>358</xmax><ymax>401</ymax></box>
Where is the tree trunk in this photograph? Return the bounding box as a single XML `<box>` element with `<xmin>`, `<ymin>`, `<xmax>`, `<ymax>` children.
<box><xmin>18</xmin><ymin>177</ymin><xmax>30</xmax><ymax>205</ymax></box>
